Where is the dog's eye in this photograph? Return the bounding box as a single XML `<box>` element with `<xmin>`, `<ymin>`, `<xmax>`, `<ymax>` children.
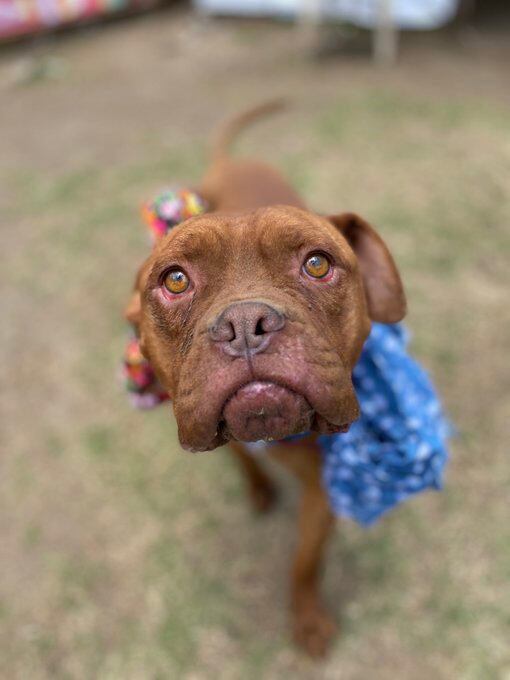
<box><xmin>163</xmin><ymin>269</ymin><xmax>190</xmax><ymax>294</ymax></box>
<box><xmin>303</xmin><ymin>253</ymin><xmax>331</xmax><ymax>279</ymax></box>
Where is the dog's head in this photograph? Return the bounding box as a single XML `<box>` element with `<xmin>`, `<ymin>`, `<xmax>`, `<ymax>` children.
<box><xmin>125</xmin><ymin>205</ymin><xmax>406</xmax><ymax>451</ymax></box>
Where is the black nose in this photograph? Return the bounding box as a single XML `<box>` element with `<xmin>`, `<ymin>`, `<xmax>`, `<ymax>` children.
<box><xmin>209</xmin><ymin>301</ymin><xmax>285</xmax><ymax>357</ymax></box>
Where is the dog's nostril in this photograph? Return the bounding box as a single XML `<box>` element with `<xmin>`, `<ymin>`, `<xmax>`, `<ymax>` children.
<box><xmin>210</xmin><ymin>320</ymin><xmax>235</xmax><ymax>342</ymax></box>
<box><xmin>260</xmin><ymin>309</ymin><xmax>285</xmax><ymax>334</ymax></box>
<box><xmin>254</xmin><ymin>318</ymin><xmax>265</xmax><ymax>336</ymax></box>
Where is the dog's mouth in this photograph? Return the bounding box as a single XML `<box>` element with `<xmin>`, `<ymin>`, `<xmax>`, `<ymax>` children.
<box><xmin>174</xmin><ymin>349</ymin><xmax>360</xmax><ymax>451</ymax></box>
<box><xmin>220</xmin><ymin>380</ymin><xmax>313</xmax><ymax>442</ymax></box>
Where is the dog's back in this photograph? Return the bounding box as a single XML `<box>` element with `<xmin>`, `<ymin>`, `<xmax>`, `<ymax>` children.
<box><xmin>200</xmin><ymin>100</ymin><xmax>306</xmax><ymax>212</ymax></box>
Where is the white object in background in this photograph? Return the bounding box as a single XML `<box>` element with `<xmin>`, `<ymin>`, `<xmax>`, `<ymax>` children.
<box><xmin>374</xmin><ymin>0</ymin><xmax>398</xmax><ymax>65</ymax></box>
<box><xmin>297</xmin><ymin>0</ymin><xmax>322</xmax><ymax>44</ymax></box>
<box><xmin>194</xmin><ymin>0</ymin><xmax>460</xmax><ymax>30</ymax></box>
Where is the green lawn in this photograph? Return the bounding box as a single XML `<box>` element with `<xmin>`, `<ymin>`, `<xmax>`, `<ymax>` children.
<box><xmin>1</xmin><ymin>12</ymin><xmax>510</xmax><ymax>679</ymax></box>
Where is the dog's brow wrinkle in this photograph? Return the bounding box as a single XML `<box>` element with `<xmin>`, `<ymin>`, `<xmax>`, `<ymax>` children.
<box><xmin>165</xmin><ymin>228</ymin><xmax>224</xmax><ymax>262</ymax></box>
<box><xmin>257</xmin><ymin>226</ymin><xmax>306</xmax><ymax>255</ymax></box>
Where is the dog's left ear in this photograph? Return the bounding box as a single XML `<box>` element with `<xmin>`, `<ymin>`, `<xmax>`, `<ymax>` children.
<box><xmin>124</xmin><ymin>290</ymin><xmax>142</xmax><ymax>327</ymax></box>
<box><xmin>328</xmin><ymin>212</ymin><xmax>406</xmax><ymax>323</ymax></box>
<box><xmin>123</xmin><ymin>260</ymin><xmax>149</xmax><ymax>329</ymax></box>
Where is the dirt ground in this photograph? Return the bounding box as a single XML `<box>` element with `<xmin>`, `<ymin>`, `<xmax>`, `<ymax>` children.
<box><xmin>1</xmin><ymin>7</ymin><xmax>510</xmax><ymax>679</ymax></box>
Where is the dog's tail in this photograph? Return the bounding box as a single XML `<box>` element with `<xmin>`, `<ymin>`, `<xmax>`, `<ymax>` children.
<box><xmin>211</xmin><ymin>98</ymin><xmax>288</xmax><ymax>162</ymax></box>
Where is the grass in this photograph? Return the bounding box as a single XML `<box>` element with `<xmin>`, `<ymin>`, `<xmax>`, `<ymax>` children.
<box><xmin>2</xmin><ymin>11</ymin><xmax>510</xmax><ymax>679</ymax></box>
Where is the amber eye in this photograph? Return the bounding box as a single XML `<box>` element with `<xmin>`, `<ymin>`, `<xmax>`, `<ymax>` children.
<box><xmin>163</xmin><ymin>269</ymin><xmax>190</xmax><ymax>294</ymax></box>
<box><xmin>303</xmin><ymin>253</ymin><xmax>331</xmax><ymax>279</ymax></box>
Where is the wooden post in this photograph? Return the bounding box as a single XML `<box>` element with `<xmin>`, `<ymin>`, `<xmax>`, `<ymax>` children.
<box><xmin>374</xmin><ymin>0</ymin><xmax>398</xmax><ymax>65</ymax></box>
<box><xmin>297</xmin><ymin>0</ymin><xmax>323</xmax><ymax>49</ymax></box>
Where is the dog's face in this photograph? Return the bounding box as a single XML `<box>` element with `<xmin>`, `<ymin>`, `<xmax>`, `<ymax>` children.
<box><xmin>127</xmin><ymin>206</ymin><xmax>406</xmax><ymax>451</ymax></box>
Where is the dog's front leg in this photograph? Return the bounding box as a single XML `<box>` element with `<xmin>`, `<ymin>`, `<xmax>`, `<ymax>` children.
<box><xmin>228</xmin><ymin>441</ymin><xmax>278</xmax><ymax>514</ymax></box>
<box><xmin>291</xmin><ymin>481</ymin><xmax>336</xmax><ymax>657</ymax></box>
<box><xmin>271</xmin><ymin>442</ymin><xmax>337</xmax><ymax>657</ymax></box>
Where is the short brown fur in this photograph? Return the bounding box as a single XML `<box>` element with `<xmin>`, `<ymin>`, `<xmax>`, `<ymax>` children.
<box><xmin>125</xmin><ymin>103</ymin><xmax>406</xmax><ymax>657</ymax></box>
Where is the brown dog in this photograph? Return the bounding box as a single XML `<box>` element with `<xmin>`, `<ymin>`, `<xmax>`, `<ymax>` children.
<box><xmin>125</xmin><ymin>102</ymin><xmax>406</xmax><ymax>657</ymax></box>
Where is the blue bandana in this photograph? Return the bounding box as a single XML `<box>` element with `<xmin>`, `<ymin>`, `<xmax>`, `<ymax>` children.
<box><xmin>319</xmin><ymin>323</ymin><xmax>450</xmax><ymax>526</ymax></box>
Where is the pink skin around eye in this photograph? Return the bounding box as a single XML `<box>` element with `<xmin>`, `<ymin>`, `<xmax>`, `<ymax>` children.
<box><xmin>159</xmin><ymin>287</ymin><xmax>192</xmax><ymax>303</ymax></box>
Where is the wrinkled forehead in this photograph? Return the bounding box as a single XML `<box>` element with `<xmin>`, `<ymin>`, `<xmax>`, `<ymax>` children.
<box><xmin>151</xmin><ymin>205</ymin><xmax>355</xmax><ymax>268</ymax></box>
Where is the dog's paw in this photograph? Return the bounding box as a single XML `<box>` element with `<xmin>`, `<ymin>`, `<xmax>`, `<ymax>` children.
<box><xmin>249</xmin><ymin>481</ymin><xmax>278</xmax><ymax>514</ymax></box>
<box><xmin>292</xmin><ymin>602</ymin><xmax>337</xmax><ymax>658</ymax></box>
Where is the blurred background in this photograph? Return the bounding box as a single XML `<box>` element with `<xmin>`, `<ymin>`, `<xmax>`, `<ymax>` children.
<box><xmin>1</xmin><ymin>1</ymin><xmax>509</xmax><ymax>677</ymax></box>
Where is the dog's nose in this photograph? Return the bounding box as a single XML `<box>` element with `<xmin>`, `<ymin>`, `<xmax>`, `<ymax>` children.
<box><xmin>209</xmin><ymin>301</ymin><xmax>285</xmax><ymax>357</ymax></box>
